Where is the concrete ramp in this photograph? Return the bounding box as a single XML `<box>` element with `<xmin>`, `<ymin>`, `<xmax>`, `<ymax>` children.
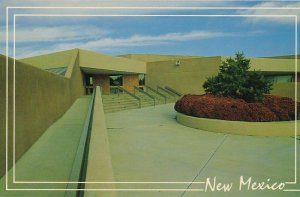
<box><xmin>0</xmin><ymin>96</ymin><xmax>91</xmax><ymax>197</ymax></box>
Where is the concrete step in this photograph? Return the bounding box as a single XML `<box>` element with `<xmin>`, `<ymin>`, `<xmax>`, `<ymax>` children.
<box><xmin>103</xmin><ymin>97</ymin><xmax>138</xmax><ymax>102</ymax></box>
<box><xmin>141</xmin><ymin>104</ymin><xmax>154</xmax><ymax>108</ymax></box>
<box><xmin>103</xmin><ymin>98</ymin><xmax>136</xmax><ymax>102</ymax></box>
<box><xmin>103</xmin><ymin>97</ymin><xmax>138</xmax><ymax>103</ymax></box>
<box><xmin>104</xmin><ymin>101</ymin><xmax>138</xmax><ymax>106</ymax></box>
<box><xmin>103</xmin><ymin>93</ymin><xmax>140</xmax><ymax>113</ymax></box>
<box><xmin>105</xmin><ymin>101</ymin><xmax>154</xmax><ymax>108</ymax></box>
<box><xmin>157</xmin><ymin>90</ymin><xmax>177</xmax><ymax>101</ymax></box>
<box><xmin>103</xmin><ymin>100</ymin><xmax>138</xmax><ymax>105</ymax></box>
<box><xmin>102</xmin><ymin>92</ymin><xmax>171</xmax><ymax>113</ymax></box>
<box><xmin>104</xmin><ymin>102</ymin><xmax>156</xmax><ymax>113</ymax></box>
<box><xmin>104</xmin><ymin>104</ymin><xmax>140</xmax><ymax>112</ymax></box>
<box><xmin>145</xmin><ymin>91</ymin><xmax>171</xmax><ymax>103</ymax></box>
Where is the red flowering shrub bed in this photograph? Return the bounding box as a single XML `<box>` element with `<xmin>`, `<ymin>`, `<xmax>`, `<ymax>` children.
<box><xmin>174</xmin><ymin>94</ymin><xmax>300</xmax><ymax>122</ymax></box>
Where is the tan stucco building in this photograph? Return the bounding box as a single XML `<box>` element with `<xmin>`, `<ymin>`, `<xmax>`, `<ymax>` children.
<box><xmin>0</xmin><ymin>48</ymin><xmax>299</xmax><ymax>195</ymax></box>
<box><xmin>15</xmin><ymin>49</ymin><xmax>300</xmax><ymax>99</ymax></box>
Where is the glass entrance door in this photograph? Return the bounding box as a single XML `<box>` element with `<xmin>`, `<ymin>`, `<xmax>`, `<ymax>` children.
<box><xmin>109</xmin><ymin>75</ymin><xmax>123</xmax><ymax>94</ymax></box>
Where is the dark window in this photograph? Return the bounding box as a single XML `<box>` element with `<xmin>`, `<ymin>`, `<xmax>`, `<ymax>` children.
<box><xmin>265</xmin><ymin>75</ymin><xmax>293</xmax><ymax>84</ymax></box>
<box><xmin>110</xmin><ymin>75</ymin><xmax>123</xmax><ymax>86</ymax></box>
<box><xmin>139</xmin><ymin>74</ymin><xmax>145</xmax><ymax>86</ymax></box>
<box><xmin>85</xmin><ymin>76</ymin><xmax>93</xmax><ymax>86</ymax></box>
<box><xmin>46</xmin><ymin>66</ymin><xmax>67</xmax><ymax>76</ymax></box>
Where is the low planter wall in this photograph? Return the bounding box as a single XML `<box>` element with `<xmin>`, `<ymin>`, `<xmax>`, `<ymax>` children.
<box><xmin>176</xmin><ymin>112</ymin><xmax>297</xmax><ymax>137</ymax></box>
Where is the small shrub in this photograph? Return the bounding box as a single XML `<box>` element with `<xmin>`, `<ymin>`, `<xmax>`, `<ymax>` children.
<box><xmin>263</xmin><ymin>95</ymin><xmax>300</xmax><ymax>121</ymax></box>
<box><xmin>174</xmin><ymin>94</ymin><xmax>299</xmax><ymax>122</ymax></box>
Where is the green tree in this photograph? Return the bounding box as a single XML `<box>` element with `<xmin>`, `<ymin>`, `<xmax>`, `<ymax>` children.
<box><xmin>203</xmin><ymin>53</ymin><xmax>273</xmax><ymax>102</ymax></box>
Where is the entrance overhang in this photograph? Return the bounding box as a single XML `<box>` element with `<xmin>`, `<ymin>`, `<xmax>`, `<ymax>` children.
<box><xmin>79</xmin><ymin>49</ymin><xmax>146</xmax><ymax>74</ymax></box>
<box><xmin>81</xmin><ymin>67</ymin><xmax>142</xmax><ymax>75</ymax></box>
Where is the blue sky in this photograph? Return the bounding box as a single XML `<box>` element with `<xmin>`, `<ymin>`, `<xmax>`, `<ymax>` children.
<box><xmin>0</xmin><ymin>0</ymin><xmax>299</xmax><ymax>58</ymax></box>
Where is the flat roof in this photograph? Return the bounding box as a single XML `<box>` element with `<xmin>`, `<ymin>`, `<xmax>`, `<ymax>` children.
<box><xmin>221</xmin><ymin>56</ymin><xmax>297</xmax><ymax>73</ymax></box>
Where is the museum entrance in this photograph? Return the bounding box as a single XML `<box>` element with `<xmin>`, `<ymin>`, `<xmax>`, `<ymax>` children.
<box><xmin>84</xmin><ymin>73</ymin><xmax>142</xmax><ymax>95</ymax></box>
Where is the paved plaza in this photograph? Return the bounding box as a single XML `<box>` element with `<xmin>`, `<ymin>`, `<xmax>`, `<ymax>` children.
<box><xmin>1</xmin><ymin>102</ymin><xmax>299</xmax><ymax>197</ymax></box>
<box><xmin>105</xmin><ymin>103</ymin><xmax>299</xmax><ymax>196</ymax></box>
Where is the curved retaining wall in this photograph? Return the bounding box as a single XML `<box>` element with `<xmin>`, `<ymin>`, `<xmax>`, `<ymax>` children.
<box><xmin>176</xmin><ymin>112</ymin><xmax>297</xmax><ymax>137</ymax></box>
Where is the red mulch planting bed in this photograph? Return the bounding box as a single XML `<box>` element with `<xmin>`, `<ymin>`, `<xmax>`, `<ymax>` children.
<box><xmin>174</xmin><ymin>94</ymin><xmax>300</xmax><ymax>122</ymax></box>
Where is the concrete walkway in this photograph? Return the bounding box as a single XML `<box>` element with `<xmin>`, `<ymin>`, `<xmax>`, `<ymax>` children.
<box><xmin>1</xmin><ymin>101</ymin><xmax>299</xmax><ymax>197</ymax></box>
<box><xmin>104</xmin><ymin>104</ymin><xmax>299</xmax><ymax>197</ymax></box>
<box><xmin>0</xmin><ymin>96</ymin><xmax>91</xmax><ymax>197</ymax></box>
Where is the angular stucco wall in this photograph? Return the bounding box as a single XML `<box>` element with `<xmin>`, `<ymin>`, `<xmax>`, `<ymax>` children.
<box><xmin>145</xmin><ymin>57</ymin><xmax>221</xmax><ymax>94</ymax></box>
<box><xmin>20</xmin><ymin>49</ymin><xmax>76</xmax><ymax>70</ymax></box>
<box><xmin>0</xmin><ymin>54</ymin><xmax>84</xmax><ymax>178</ymax></box>
<box><xmin>68</xmin><ymin>50</ymin><xmax>85</xmax><ymax>100</ymax></box>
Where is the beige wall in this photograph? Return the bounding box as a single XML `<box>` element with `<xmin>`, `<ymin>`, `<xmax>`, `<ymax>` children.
<box><xmin>120</xmin><ymin>54</ymin><xmax>202</xmax><ymax>62</ymax></box>
<box><xmin>271</xmin><ymin>82</ymin><xmax>300</xmax><ymax>101</ymax></box>
<box><xmin>123</xmin><ymin>74</ymin><xmax>139</xmax><ymax>92</ymax></box>
<box><xmin>0</xmin><ymin>54</ymin><xmax>84</xmax><ymax>178</ymax></box>
<box><xmin>221</xmin><ymin>56</ymin><xmax>297</xmax><ymax>73</ymax></box>
<box><xmin>145</xmin><ymin>57</ymin><xmax>221</xmax><ymax>94</ymax></box>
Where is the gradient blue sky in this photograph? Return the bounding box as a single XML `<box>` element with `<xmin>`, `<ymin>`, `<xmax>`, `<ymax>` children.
<box><xmin>1</xmin><ymin>0</ymin><xmax>299</xmax><ymax>58</ymax></box>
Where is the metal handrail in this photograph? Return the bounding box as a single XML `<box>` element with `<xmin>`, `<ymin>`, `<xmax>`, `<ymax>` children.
<box><xmin>165</xmin><ymin>86</ymin><xmax>182</xmax><ymax>97</ymax></box>
<box><xmin>157</xmin><ymin>86</ymin><xmax>177</xmax><ymax>100</ymax></box>
<box><xmin>145</xmin><ymin>85</ymin><xmax>167</xmax><ymax>104</ymax></box>
<box><xmin>117</xmin><ymin>86</ymin><xmax>141</xmax><ymax>108</ymax></box>
<box><xmin>65</xmin><ymin>88</ymin><xmax>95</xmax><ymax>197</ymax></box>
<box><xmin>134</xmin><ymin>86</ymin><xmax>156</xmax><ymax>106</ymax></box>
